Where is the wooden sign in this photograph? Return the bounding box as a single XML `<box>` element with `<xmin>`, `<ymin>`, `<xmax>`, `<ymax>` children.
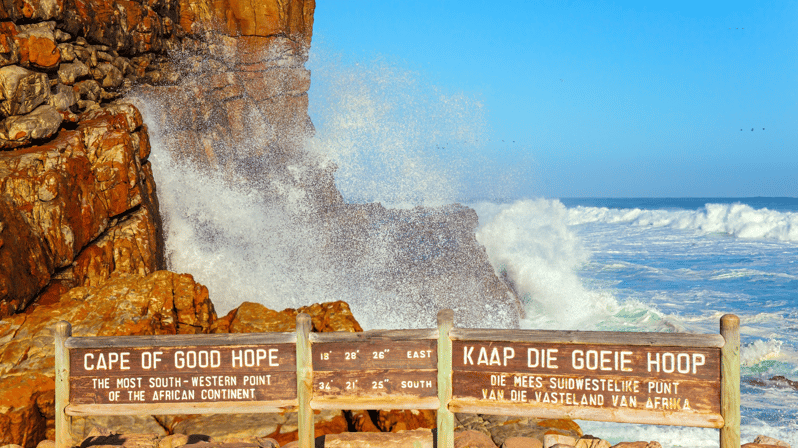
<box><xmin>449</xmin><ymin>330</ymin><xmax>725</xmax><ymax>428</ymax></box>
<box><xmin>70</xmin><ymin>344</ymin><xmax>296</xmax><ymax>405</ymax></box>
<box><xmin>55</xmin><ymin>312</ymin><xmax>740</xmax><ymax>448</ymax></box>
<box><xmin>309</xmin><ymin>330</ymin><xmax>438</xmax><ymax>409</ymax></box>
<box><xmin>62</xmin><ymin>332</ymin><xmax>297</xmax><ymax>416</ymax></box>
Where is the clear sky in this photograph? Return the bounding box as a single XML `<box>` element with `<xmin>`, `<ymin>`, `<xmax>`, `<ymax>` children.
<box><xmin>308</xmin><ymin>1</ymin><xmax>798</xmax><ymax>200</ymax></box>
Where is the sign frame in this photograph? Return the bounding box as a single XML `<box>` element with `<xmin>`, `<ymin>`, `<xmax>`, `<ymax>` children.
<box><xmin>54</xmin><ymin>311</ymin><xmax>740</xmax><ymax>448</ymax></box>
<box><xmin>449</xmin><ymin>328</ymin><xmax>725</xmax><ymax>428</ymax></box>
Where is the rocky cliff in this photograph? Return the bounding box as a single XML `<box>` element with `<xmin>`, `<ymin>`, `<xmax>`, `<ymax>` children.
<box><xmin>0</xmin><ymin>0</ymin><xmax>521</xmax><ymax>446</ymax></box>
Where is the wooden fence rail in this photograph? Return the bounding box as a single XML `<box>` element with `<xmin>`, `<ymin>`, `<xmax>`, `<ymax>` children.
<box><xmin>55</xmin><ymin>310</ymin><xmax>740</xmax><ymax>448</ymax></box>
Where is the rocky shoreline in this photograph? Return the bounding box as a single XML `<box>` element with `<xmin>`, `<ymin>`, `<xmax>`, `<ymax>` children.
<box><xmin>0</xmin><ymin>423</ymin><xmax>792</xmax><ymax>448</ymax></box>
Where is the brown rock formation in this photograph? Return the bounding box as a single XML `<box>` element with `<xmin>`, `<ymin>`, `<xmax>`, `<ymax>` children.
<box><xmin>0</xmin><ymin>103</ymin><xmax>162</xmax><ymax>317</ymax></box>
<box><xmin>0</xmin><ymin>271</ymin><xmax>214</xmax><ymax>447</ymax></box>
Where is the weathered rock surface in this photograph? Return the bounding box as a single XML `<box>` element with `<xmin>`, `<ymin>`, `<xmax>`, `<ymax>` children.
<box><xmin>0</xmin><ymin>102</ymin><xmax>161</xmax><ymax>317</ymax></box>
<box><xmin>455</xmin><ymin>414</ymin><xmax>582</xmax><ymax>448</ymax></box>
<box><xmin>0</xmin><ymin>271</ymin><xmax>215</xmax><ymax>447</ymax></box>
<box><xmin>211</xmin><ymin>301</ymin><xmax>362</xmax><ymax>334</ymax></box>
<box><xmin>455</xmin><ymin>430</ymin><xmax>498</xmax><ymax>448</ymax></box>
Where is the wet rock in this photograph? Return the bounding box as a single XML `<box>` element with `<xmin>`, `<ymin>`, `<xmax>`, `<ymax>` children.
<box><xmin>374</xmin><ymin>410</ymin><xmax>435</xmax><ymax>433</ymax></box>
<box><xmin>0</xmin><ymin>23</ymin><xmax>20</xmax><ymax>67</ymax></box>
<box><xmin>0</xmin><ymin>65</ymin><xmax>50</xmax><ymax>117</ymax></box>
<box><xmin>57</xmin><ymin>60</ymin><xmax>90</xmax><ymax>85</ymax></box>
<box><xmin>0</xmin><ymin>103</ymin><xmax>62</xmax><ymax>145</ymax></box>
<box><xmin>0</xmin><ymin>103</ymin><xmax>158</xmax><ymax>316</ymax></box>
<box><xmin>92</xmin><ymin>62</ymin><xmax>124</xmax><ymax>89</ymax></box>
<box><xmin>16</xmin><ymin>23</ymin><xmax>61</xmax><ymax>70</ymax></box>
<box><xmin>47</xmin><ymin>83</ymin><xmax>76</xmax><ymax>111</ymax></box>
<box><xmin>0</xmin><ymin>0</ymin><xmax>64</xmax><ymax>21</ymax></box>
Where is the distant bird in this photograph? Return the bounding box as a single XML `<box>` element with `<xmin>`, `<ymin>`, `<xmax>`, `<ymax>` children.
<box><xmin>751</xmin><ymin>128</ymin><xmax>754</xmax><ymax>131</ymax></box>
<box><xmin>763</xmin><ymin>128</ymin><xmax>765</xmax><ymax>130</ymax></box>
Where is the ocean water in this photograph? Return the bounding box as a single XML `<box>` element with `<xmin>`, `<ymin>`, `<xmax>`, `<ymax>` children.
<box><xmin>472</xmin><ymin>197</ymin><xmax>798</xmax><ymax>446</ymax></box>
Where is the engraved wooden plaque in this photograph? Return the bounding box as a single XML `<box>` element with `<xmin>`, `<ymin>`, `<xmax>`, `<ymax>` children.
<box><xmin>311</xmin><ymin>337</ymin><xmax>438</xmax><ymax>409</ymax></box>
<box><xmin>451</xmin><ymin>333</ymin><xmax>724</xmax><ymax>428</ymax></box>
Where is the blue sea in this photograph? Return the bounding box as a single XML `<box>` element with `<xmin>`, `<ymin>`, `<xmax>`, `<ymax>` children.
<box><xmin>471</xmin><ymin>197</ymin><xmax>798</xmax><ymax>446</ymax></box>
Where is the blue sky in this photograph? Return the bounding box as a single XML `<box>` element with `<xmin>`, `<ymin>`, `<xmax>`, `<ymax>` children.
<box><xmin>308</xmin><ymin>1</ymin><xmax>798</xmax><ymax>200</ymax></box>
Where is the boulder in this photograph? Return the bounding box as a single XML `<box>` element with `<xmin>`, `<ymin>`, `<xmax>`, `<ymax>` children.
<box><xmin>455</xmin><ymin>414</ymin><xmax>581</xmax><ymax>448</ymax></box>
<box><xmin>211</xmin><ymin>301</ymin><xmax>363</xmax><ymax>334</ymax></box>
<box><xmin>752</xmin><ymin>435</ymin><xmax>790</xmax><ymax>447</ymax></box>
<box><xmin>374</xmin><ymin>410</ymin><xmax>435</xmax><ymax>433</ymax></box>
<box><xmin>16</xmin><ymin>23</ymin><xmax>61</xmax><ymax>70</ymax></box>
<box><xmin>0</xmin><ymin>271</ymin><xmax>215</xmax><ymax>447</ymax></box>
<box><xmin>503</xmin><ymin>438</ymin><xmax>543</xmax><ymax>448</ymax></box>
<box><xmin>0</xmin><ymin>102</ymin><xmax>160</xmax><ymax>317</ymax></box>
<box><xmin>0</xmin><ymin>65</ymin><xmax>49</xmax><ymax>117</ymax></box>
<box><xmin>0</xmin><ymin>104</ymin><xmax>63</xmax><ymax>144</ymax></box>
<box><xmin>455</xmin><ymin>430</ymin><xmax>498</xmax><ymax>448</ymax></box>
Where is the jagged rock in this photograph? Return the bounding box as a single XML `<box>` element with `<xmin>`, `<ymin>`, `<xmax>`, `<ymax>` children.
<box><xmin>609</xmin><ymin>443</ymin><xmax>661</xmax><ymax>448</ymax></box>
<box><xmin>93</xmin><ymin>62</ymin><xmax>124</xmax><ymax>89</ymax></box>
<box><xmin>211</xmin><ymin>300</ymin><xmax>363</xmax><ymax>334</ymax></box>
<box><xmin>0</xmin><ymin>103</ymin><xmax>158</xmax><ymax>317</ymax></box>
<box><xmin>57</xmin><ymin>60</ymin><xmax>89</xmax><ymax>85</ymax></box>
<box><xmin>0</xmin><ymin>0</ymin><xmax>64</xmax><ymax>21</ymax></box>
<box><xmin>0</xmin><ymin>65</ymin><xmax>49</xmax><ymax>117</ymax></box>
<box><xmin>543</xmin><ymin>434</ymin><xmax>576</xmax><ymax>448</ymax></box>
<box><xmin>0</xmin><ymin>23</ymin><xmax>20</xmax><ymax>67</ymax></box>
<box><xmin>344</xmin><ymin>411</ymin><xmax>380</xmax><ymax>433</ymax></box>
<box><xmin>59</xmin><ymin>0</ymin><xmax>174</xmax><ymax>55</ymax></box>
<box><xmin>312</xmin><ymin>430</ymin><xmax>434</xmax><ymax>448</ymax></box>
<box><xmin>0</xmin><ymin>104</ymin><xmax>62</xmax><ymax>145</ymax></box>
<box><xmin>455</xmin><ymin>415</ymin><xmax>582</xmax><ymax>448</ymax></box>
<box><xmin>753</xmin><ymin>435</ymin><xmax>790</xmax><ymax>447</ymax></box>
<box><xmin>455</xmin><ymin>430</ymin><xmax>498</xmax><ymax>448</ymax></box>
<box><xmin>176</xmin><ymin>0</ymin><xmax>314</xmax><ymax>44</ymax></box>
<box><xmin>374</xmin><ymin>410</ymin><xmax>435</xmax><ymax>433</ymax></box>
<box><xmin>15</xmin><ymin>23</ymin><xmax>61</xmax><ymax>70</ymax></box>
<box><xmin>71</xmin><ymin>417</ymin><xmax>166</xmax><ymax>442</ymax></box>
<box><xmin>47</xmin><ymin>83</ymin><xmax>76</xmax><ymax>111</ymax></box>
<box><xmin>575</xmin><ymin>436</ymin><xmax>610</xmax><ymax>448</ymax></box>
<box><xmin>0</xmin><ymin>271</ymin><xmax>215</xmax><ymax>447</ymax></box>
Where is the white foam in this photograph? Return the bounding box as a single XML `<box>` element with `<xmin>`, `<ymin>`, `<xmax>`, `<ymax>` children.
<box><xmin>566</xmin><ymin>203</ymin><xmax>798</xmax><ymax>242</ymax></box>
<box><xmin>306</xmin><ymin>48</ymin><xmax>487</xmax><ymax>206</ymax></box>
<box><xmin>472</xmin><ymin>199</ymin><xmax>674</xmax><ymax>331</ymax></box>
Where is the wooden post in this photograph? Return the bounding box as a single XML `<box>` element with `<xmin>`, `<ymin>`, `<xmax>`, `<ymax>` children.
<box><xmin>296</xmin><ymin>313</ymin><xmax>313</xmax><ymax>448</ymax></box>
<box><xmin>55</xmin><ymin>321</ymin><xmax>72</xmax><ymax>448</ymax></box>
<box><xmin>720</xmin><ymin>314</ymin><xmax>740</xmax><ymax>448</ymax></box>
<box><xmin>437</xmin><ymin>309</ymin><xmax>454</xmax><ymax>448</ymax></box>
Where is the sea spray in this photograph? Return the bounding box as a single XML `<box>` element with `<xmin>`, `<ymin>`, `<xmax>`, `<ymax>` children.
<box><xmin>132</xmin><ymin>47</ymin><xmax>520</xmax><ymax>330</ymax></box>
<box><xmin>306</xmin><ymin>47</ymin><xmax>488</xmax><ymax>206</ymax></box>
<box><xmin>472</xmin><ymin>199</ymin><xmax>670</xmax><ymax>331</ymax></box>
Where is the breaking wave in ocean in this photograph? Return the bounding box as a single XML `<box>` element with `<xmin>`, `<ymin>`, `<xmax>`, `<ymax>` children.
<box><xmin>565</xmin><ymin>202</ymin><xmax>798</xmax><ymax>242</ymax></box>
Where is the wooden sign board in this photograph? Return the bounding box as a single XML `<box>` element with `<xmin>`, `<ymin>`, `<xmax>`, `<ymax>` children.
<box><xmin>309</xmin><ymin>331</ymin><xmax>438</xmax><ymax>409</ymax></box>
<box><xmin>450</xmin><ymin>330</ymin><xmax>725</xmax><ymax>428</ymax></box>
<box><xmin>63</xmin><ymin>333</ymin><xmax>297</xmax><ymax>415</ymax></box>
